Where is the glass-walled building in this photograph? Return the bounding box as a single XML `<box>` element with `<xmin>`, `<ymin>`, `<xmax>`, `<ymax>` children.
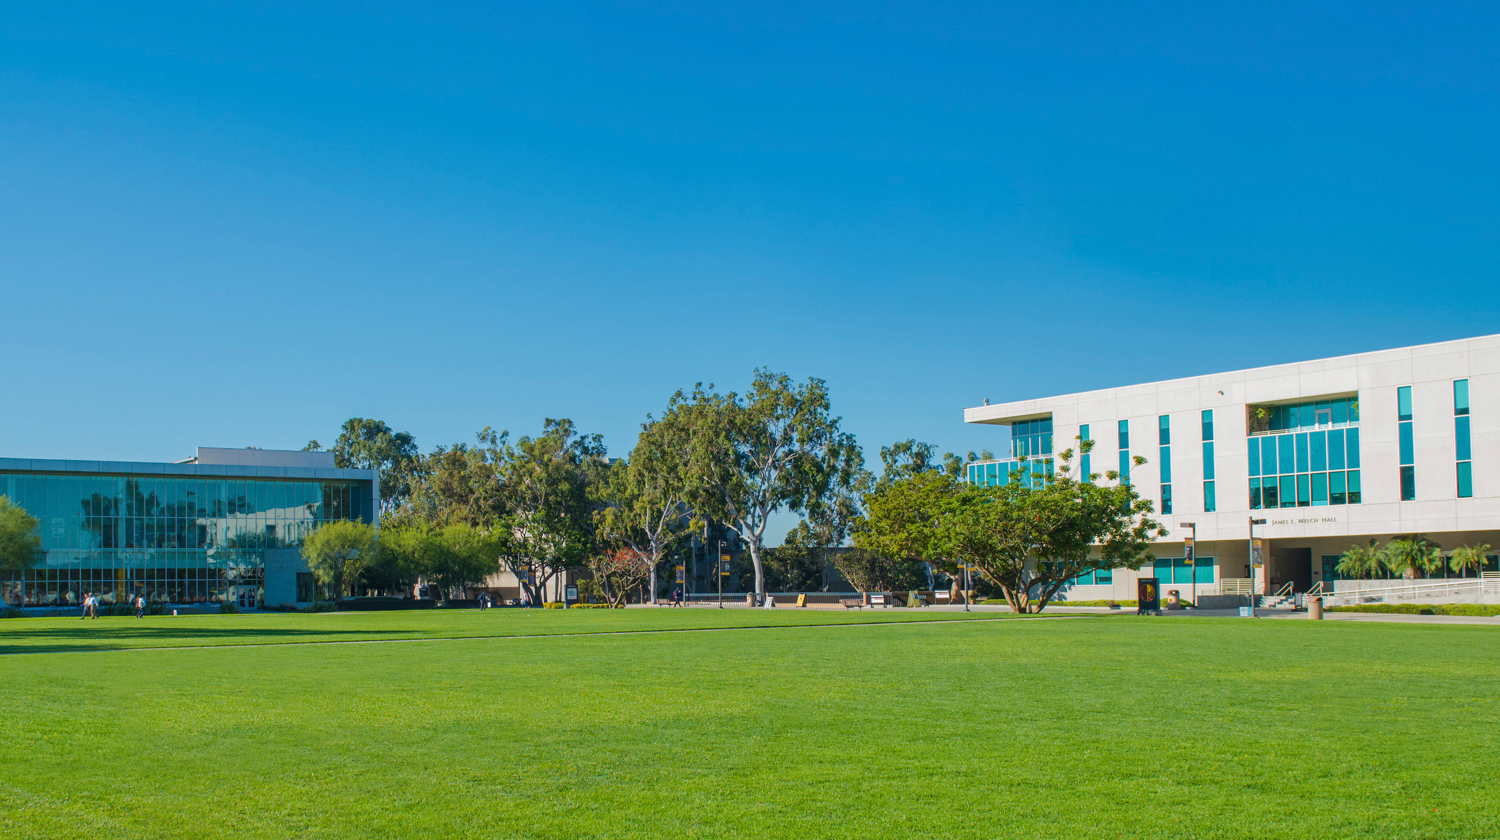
<box><xmin>0</xmin><ymin>448</ymin><xmax>377</xmax><ymax>609</ymax></box>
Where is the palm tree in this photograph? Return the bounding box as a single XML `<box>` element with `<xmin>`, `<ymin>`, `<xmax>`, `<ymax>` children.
<box><xmin>1449</xmin><ymin>543</ymin><xmax>1492</xmax><ymax>579</ymax></box>
<box><xmin>1335</xmin><ymin>539</ymin><xmax>1383</xmax><ymax>579</ymax></box>
<box><xmin>1382</xmin><ymin>534</ymin><xmax>1445</xmax><ymax>580</ymax></box>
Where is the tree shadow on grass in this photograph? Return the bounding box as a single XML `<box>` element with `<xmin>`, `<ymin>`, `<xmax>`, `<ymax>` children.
<box><xmin>0</xmin><ymin>625</ymin><xmax>410</xmax><ymax>655</ymax></box>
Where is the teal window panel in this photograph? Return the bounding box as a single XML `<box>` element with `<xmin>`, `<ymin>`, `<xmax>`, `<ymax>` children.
<box><xmin>1332</xmin><ymin>399</ymin><xmax>1349</xmax><ymax>425</ymax></box>
<box><xmin>1456</xmin><ymin>416</ymin><xmax>1471</xmax><ymax>462</ymax></box>
<box><xmin>1202</xmin><ymin>410</ymin><xmax>1214</xmax><ymax>442</ymax></box>
<box><xmin>1159</xmin><ymin>415</ymin><xmax>1171</xmax><ymax>446</ymax></box>
<box><xmin>1194</xmin><ymin>557</ymin><xmax>1214</xmax><ymax>584</ymax></box>
<box><xmin>1401</xmin><ymin>465</ymin><xmax>1416</xmax><ymax>501</ymax></box>
<box><xmin>1330</xmin><ymin>470</ymin><xmax>1347</xmax><ymax>505</ymax></box>
<box><xmin>1398</xmin><ymin>386</ymin><xmax>1412</xmax><ymax>421</ymax></box>
<box><xmin>1248</xmin><ymin>441</ymin><xmax>1261</xmax><ymax>477</ymax></box>
<box><xmin>1295</xmin><ymin>433</ymin><xmax>1310</xmax><ymax>473</ymax></box>
<box><xmin>1262</xmin><ymin>437</ymin><xmax>1277</xmax><ymax>476</ymax></box>
<box><xmin>1153</xmin><ymin>556</ymin><xmax>1172</xmax><ymax>580</ymax></box>
<box><xmin>1311</xmin><ymin>473</ymin><xmax>1329</xmax><ymax>506</ymax></box>
<box><xmin>1455</xmin><ymin>379</ymin><xmax>1469</xmax><ymax>415</ymax></box>
<box><xmin>1118</xmin><ymin>419</ymin><xmax>1129</xmax><ymax>449</ymax></box>
<box><xmin>1204</xmin><ymin>480</ymin><xmax>1216</xmax><ymax>512</ymax></box>
<box><xmin>1296</xmin><ymin>473</ymin><xmax>1310</xmax><ymax>506</ymax></box>
<box><xmin>1347</xmin><ymin>470</ymin><xmax>1362</xmax><ymax>503</ymax></box>
<box><xmin>1279</xmin><ymin>475</ymin><xmax>1296</xmax><ymax>508</ymax></box>
<box><xmin>1160</xmin><ymin>483</ymin><xmax>1172</xmax><ymax>514</ymax></box>
<box><xmin>1458</xmin><ymin>462</ymin><xmax>1473</xmax><ymax>498</ymax></box>
<box><xmin>1159</xmin><ymin>447</ymin><xmax>1172</xmax><ymax>483</ymax></box>
<box><xmin>1328</xmin><ymin>429</ymin><xmax>1346</xmax><ymax>470</ymax></box>
<box><xmin>1119</xmin><ymin>451</ymin><xmax>1131</xmax><ymax>485</ymax></box>
<box><xmin>1310</xmin><ymin>431</ymin><xmax>1327</xmax><ymax>471</ymax></box>
<box><xmin>1249</xmin><ymin>478</ymin><xmax>1262</xmax><ymax>509</ymax></box>
<box><xmin>1202</xmin><ymin>441</ymin><xmax>1215</xmax><ymax>480</ymax></box>
<box><xmin>1278</xmin><ymin>435</ymin><xmax>1295</xmax><ymax>475</ymax></box>
<box><xmin>1346</xmin><ymin>428</ymin><xmax>1361</xmax><ymax>469</ymax></box>
<box><xmin>1096</xmin><ymin>567</ymin><xmax>1112</xmax><ymax>584</ymax></box>
<box><xmin>1399</xmin><ymin>422</ymin><xmax>1414</xmax><ymax>465</ymax></box>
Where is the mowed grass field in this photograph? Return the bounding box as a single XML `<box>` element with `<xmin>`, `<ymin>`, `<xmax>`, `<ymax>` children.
<box><xmin>2</xmin><ymin>610</ymin><xmax>1497</xmax><ymax>839</ymax></box>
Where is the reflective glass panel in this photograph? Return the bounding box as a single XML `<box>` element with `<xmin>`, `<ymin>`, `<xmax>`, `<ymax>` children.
<box><xmin>1330</xmin><ymin>471</ymin><xmax>1347</xmax><ymax>505</ymax></box>
<box><xmin>1458</xmin><ymin>461</ymin><xmax>1473</xmax><ymax>498</ymax></box>
<box><xmin>1454</xmin><ymin>379</ymin><xmax>1469</xmax><ymax>415</ymax></box>
<box><xmin>1311</xmin><ymin>472</ymin><xmax>1328</xmax><ymax>506</ymax></box>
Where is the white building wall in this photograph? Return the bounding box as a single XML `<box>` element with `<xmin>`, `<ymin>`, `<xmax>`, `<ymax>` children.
<box><xmin>965</xmin><ymin>334</ymin><xmax>1500</xmax><ymax>563</ymax></box>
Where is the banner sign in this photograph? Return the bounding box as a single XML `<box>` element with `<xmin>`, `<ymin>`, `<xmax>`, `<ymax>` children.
<box><xmin>1183</xmin><ymin>536</ymin><xmax>1195</xmax><ymax>565</ymax></box>
<box><xmin>720</xmin><ymin>553</ymin><xmax>731</xmax><ymax>576</ymax></box>
<box><xmin>674</xmin><ymin>564</ymin><xmax>685</xmax><ymax>583</ymax></box>
<box><xmin>1250</xmin><ymin>539</ymin><xmax>1265</xmax><ymax>569</ymax></box>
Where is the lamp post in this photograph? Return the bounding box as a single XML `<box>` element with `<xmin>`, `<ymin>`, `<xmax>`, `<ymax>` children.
<box><xmin>963</xmin><ymin>563</ymin><xmax>971</xmax><ymax>613</ymax></box>
<box><xmin>717</xmin><ymin>539</ymin><xmax>724</xmax><ymax>609</ymax></box>
<box><xmin>1181</xmin><ymin>522</ymin><xmax>1196</xmax><ymax>608</ymax></box>
<box><xmin>1248</xmin><ymin>517</ymin><xmax>1267</xmax><ymax>617</ymax></box>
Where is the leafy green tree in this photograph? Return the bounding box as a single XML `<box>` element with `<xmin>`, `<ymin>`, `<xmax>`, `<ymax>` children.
<box><xmin>675</xmin><ymin>370</ymin><xmax>864</xmax><ymax>599</ymax></box>
<box><xmin>1450</xmin><ymin>543</ymin><xmax>1493</xmax><ymax>578</ymax></box>
<box><xmin>596</xmin><ymin>414</ymin><xmax>698</xmax><ymax>605</ymax></box>
<box><xmin>430</xmin><ymin>524</ymin><xmax>503</xmax><ymax>599</ymax></box>
<box><xmin>583</xmin><ymin>548</ymin><xmax>654</xmax><ymax>607</ymax></box>
<box><xmin>303</xmin><ymin>519</ymin><xmax>378</xmax><ymax>599</ymax></box>
<box><xmin>406</xmin><ymin>428</ymin><xmax>509</xmax><ymax>527</ymax></box>
<box><xmin>498</xmin><ymin>419</ymin><xmax>608</xmax><ymax>604</ymax></box>
<box><xmin>933</xmin><ymin>444</ymin><xmax>1164</xmax><ymax>613</ymax></box>
<box><xmin>1335</xmin><ymin>540</ymin><xmax>1384</xmax><ymax>579</ymax></box>
<box><xmin>330</xmin><ymin>418</ymin><xmax>422</xmax><ymax>516</ymax></box>
<box><xmin>1382</xmin><ymin>534</ymin><xmax>1445</xmax><ymax>579</ymax></box>
<box><xmin>854</xmin><ymin>461</ymin><xmax>957</xmax><ymax>595</ymax></box>
<box><xmin>0</xmin><ymin>496</ymin><xmax>41</xmax><ymax>574</ymax></box>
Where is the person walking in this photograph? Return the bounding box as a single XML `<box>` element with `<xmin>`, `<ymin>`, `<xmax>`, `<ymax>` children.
<box><xmin>81</xmin><ymin>592</ymin><xmax>90</xmax><ymax>620</ymax></box>
<box><xmin>671</xmin><ymin>586</ymin><xmax>682</xmax><ymax>608</ymax></box>
<box><xmin>135</xmin><ymin>593</ymin><xmax>146</xmax><ymax>618</ymax></box>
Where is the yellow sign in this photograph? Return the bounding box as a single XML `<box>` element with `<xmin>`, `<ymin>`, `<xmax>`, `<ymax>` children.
<box><xmin>1250</xmin><ymin>539</ymin><xmax>1266</xmax><ymax>569</ymax></box>
<box><xmin>796</xmin><ymin>593</ymin><xmax>806</xmax><ymax>608</ymax></box>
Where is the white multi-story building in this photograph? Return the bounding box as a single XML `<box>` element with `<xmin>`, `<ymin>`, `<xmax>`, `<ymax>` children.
<box><xmin>963</xmin><ymin>334</ymin><xmax>1500</xmax><ymax>601</ymax></box>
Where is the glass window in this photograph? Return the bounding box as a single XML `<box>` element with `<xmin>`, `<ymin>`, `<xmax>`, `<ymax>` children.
<box><xmin>1310</xmin><ymin>431</ymin><xmax>1327</xmax><ymax>472</ymax></box>
<box><xmin>1119</xmin><ymin>451</ymin><xmax>1131</xmax><ymax>485</ymax></box>
<box><xmin>1202</xmin><ymin>410</ymin><xmax>1214</xmax><ymax>442</ymax></box>
<box><xmin>1248</xmin><ymin>442</ymin><xmax>1261</xmax><ymax>477</ymax></box>
<box><xmin>1398</xmin><ymin>386</ymin><xmax>1412</xmax><ymax>421</ymax></box>
<box><xmin>1296</xmin><ymin>474</ymin><xmax>1310</xmax><ymax>507</ymax></box>
<box><xmin>1159</xmin><ymin>415</ymin><xmax>1170</xmax><ymax>446</ymax></box>
<box><xmin>1328</xmin><ymin>429</ymin><xmax>1346</xmax><ymax>471</ymax></box>
<box><xmin>1262</xmin><ymin>437</ymin><xmax>1277</xmax><ymax>476</ymax></box>
<box><xmin>1332</xmin><ymin>399</ymin><xmax>1349</xmax><ymax>425</ymax></box>
<box><xmin>1159</xmin><ymin>449</ymin><xmax>1172</xmax><ymax>484</ymax></box>
<box><xmin>1330</xmin><ymin>471</ymin><xmax>1347</xmax><ymax>505</ymax></box>
<box><xmin>1194</xmin><ymin>557</ymin><xmax>1214</xmax><ymax>584</ymax></box>
<box><xmin>1202</xmin><ymin>441</ymin><xmax>1215</xmax><ymax>480</ymax></box>
<box><xmin>1250</xmin><ymin>478</ymin><xmax>1262</xmax><ymax>509</ymax></box>
<box><xmin>1296</xmin><ymin>433</ymin><xmax>1309</xmax><ymax>473</ymax></box>
<box><xmin>1400</xmin><ymin>466</ymin><xmax>1415</xmax><ymax>501</ymax></box>
<box><xmin>1454</xmin><ymin>379</ymin><xmax>1469</xmax><ymax>415</ymax></box>
<box><xmin>1096</xmin><ymin>567</ymin><xmax>1112</xmax><ymax>584</ymax></box>
<box><xmin>1399</xmin><ymin>423</ymin><xmax>1414</xmax><ymax>466</ymax></box>
<box><xmin>1311</xmin><ymin>473</ymin><xmax>1328</xmax><ymax>506</ymax></box>
<box><xmin>1204</xmin><ymin>480</ymin><xmax>1216</xmax><ymax>512</ymax></box>
<box><xmin>1153</xmin><ymin>556</ymin><xmax>1172</xmax><ymax>580</ymax></box>
<box><xmin>1346</xmin><ymin>428</ymin><xmax>1361</xmax><ymax>469</ymax></box>
<box><xmin>1278</xmin><ymin>435</ymin><xmax>1294</xmax><ymax>475</ymax></box>
<box><xmin>1280</xmin><ymin>475</ymin><xmax>1296</xmax><ymax>508</ymax></box>
<box><xmin>1118</xmin><ymin>419</ymin><xmax>1129</xmax><ymax>450</ymax></box>
<box><xmin>1456</xmin><ymin>416</ymin><xmax>1471</xmax><ymax>462</ymax></box>
<box><xmin>1458</xmin><ymin>461</ymin><xmax>1473</xmax><ymax>498</ymax></box>
<box><xmin>1348</xmin><ymin>469</ymin><xmax>1362</xmax><ymax>504</ymax></box>
<box><xmin>1262</xmin><ymin>479</ymin><xmax>1279</xmax><ymax>508</ymax></box>
<box><xmin>1160</xmin><ymin>484</ymin><xmax>1172</xmax><ymax>514</ymax></box>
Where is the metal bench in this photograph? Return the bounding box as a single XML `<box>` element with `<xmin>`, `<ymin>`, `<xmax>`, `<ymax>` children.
<box><xmin>839</xmin><ymin>598</ymin><xmax>864</xmax><ymax>610</ymax></box>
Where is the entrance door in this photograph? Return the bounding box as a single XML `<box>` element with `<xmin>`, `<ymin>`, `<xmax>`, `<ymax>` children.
<box><xmin>235</xmin><ymin>585</ymin><xmax>258</xmax><ymax>610</ymax></box>
<box><xmin>1271</xmin><ymin>548</ymin><xmax>1313</xmax><ymax>593</ymax></box>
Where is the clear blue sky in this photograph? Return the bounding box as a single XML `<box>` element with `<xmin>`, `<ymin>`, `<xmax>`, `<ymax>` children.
<box><xmin>4</xmin><ymin>2</ymin><xmax>1498</xmax><ymax>481</ymax></box>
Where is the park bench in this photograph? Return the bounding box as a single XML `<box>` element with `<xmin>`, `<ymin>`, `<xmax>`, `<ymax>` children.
<box><xmin>839</xmin><ymin>598</ymin><xmax>864</xmax><ymax>610</ymax></box>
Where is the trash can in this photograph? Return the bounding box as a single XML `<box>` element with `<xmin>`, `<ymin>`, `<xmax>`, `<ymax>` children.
<box><xmin>1308</xmin><ymin>595</ymin><xmax>1323</xmax><ymax>620</ymax></box>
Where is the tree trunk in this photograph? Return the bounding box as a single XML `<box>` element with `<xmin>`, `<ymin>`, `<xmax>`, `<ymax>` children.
<box><xmin>747</xmin><ymin>535</ymin><xmax>765</xmax><ymax>597</ymax></box>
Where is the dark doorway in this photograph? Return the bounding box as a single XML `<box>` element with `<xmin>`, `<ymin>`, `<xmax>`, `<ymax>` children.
<box><xmin>1272</xmin><ymin>547</ymin><xmax>1313</xmax><ymax>593</ymax></box>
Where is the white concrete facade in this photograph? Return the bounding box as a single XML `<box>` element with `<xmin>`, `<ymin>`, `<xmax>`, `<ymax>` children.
<box><xmin>963</xmin><ymin>334</ymin><xmax>1500</xmax><ymax>602</ymax></box>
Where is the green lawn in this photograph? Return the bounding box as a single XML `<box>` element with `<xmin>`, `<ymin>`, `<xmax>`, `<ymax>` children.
<box><xmin>2</xmin><ymin>611</ymin><xmax>1496</xmax><ymax>839</ymax></box>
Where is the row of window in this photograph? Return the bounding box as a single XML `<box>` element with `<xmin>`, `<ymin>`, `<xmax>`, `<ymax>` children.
<box><xmin>1</xmin><ymin>473</ymin><xmax>372</xmax><ymax>523</ymax></box>
<box><xmin>1010</xmin><ymin>417</ymin><xmax>1054</xmax><ymax>460</ymax></box>
<box><xmin>1249</xmin><ymin>398</ymin><xmax>1359</xmax><ymax>434</ymax></box>
<box><xmin>1251</xmin><ymin>471</ymin><xmax>1362</xmax><ymax>508</ymax></box>
<box><xmin>1069</xmin><ymin>557</ymin><xmax>1216</xmax><ymax>586</ymax></box>
<box><xmin>966</xmin><ymin>458</ymin><xmax>1053</xmax><ymax>488</ymax></box>
<box><xmin>3</xmin><ymin>565</ymin><xmax>262</xmax><ymax>607</ymax></box>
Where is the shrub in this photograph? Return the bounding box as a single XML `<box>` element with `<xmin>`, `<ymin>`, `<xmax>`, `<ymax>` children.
<box><xmin>1327</xmin><ymin>603</ymin><xmax>1500</xmax><ymax>617</ymax></box>
<box><xmin>543</xmin><ymin>602</ymin><xmax>566</xmax><ymax>609</ymax></box>
<box><xmin>220</xmin><ymin>600</ymin><xmax>240</xmax><ymax>615</ymax></box>
<box><xmin>310</xmin><ymin>601</ymin><xmax>339</xmax><ymax>613</ymax></box>
<box><xmin>2</xmin><ymin>606</ymin><xmax>25</xmax><ymax>619</ymax></box>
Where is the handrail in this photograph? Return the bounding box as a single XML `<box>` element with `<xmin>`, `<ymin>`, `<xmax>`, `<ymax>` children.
<box><xmin>1306</xmin><ymin>581</ymin><xmax>1324</xmax><ymax>598</ymax></box>
<box><xmin>1321</xmin><ymin>577</ymin><xmax>1483</xmax><ymax>605</ymax></box>
<box><xmin>1274</xmin><ymin>581</ymin><xmax>1294</xmax><ymax>599</ymax></box>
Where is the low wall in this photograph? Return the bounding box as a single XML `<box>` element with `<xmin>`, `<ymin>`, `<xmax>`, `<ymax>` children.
<box><xmin>1196</xmin><ymin>594</ymin><xmax>1251</xmax><ymax>609</ymax></box>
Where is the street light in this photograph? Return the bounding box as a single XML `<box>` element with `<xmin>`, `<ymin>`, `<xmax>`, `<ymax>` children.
<box><xmin>1248</xmin><ymin>517</ymin><xmax>1267</xmax><ymax>618</ymax></box>
<box><xmin>1180</xmin><ymin>522</ymin><xmax>1196</xmax><ymax>609</ymax></box>
<box><xmin>717</xmin><ymin>539</ymin><xmax>724</xmax><ymax>609</ymax></box>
